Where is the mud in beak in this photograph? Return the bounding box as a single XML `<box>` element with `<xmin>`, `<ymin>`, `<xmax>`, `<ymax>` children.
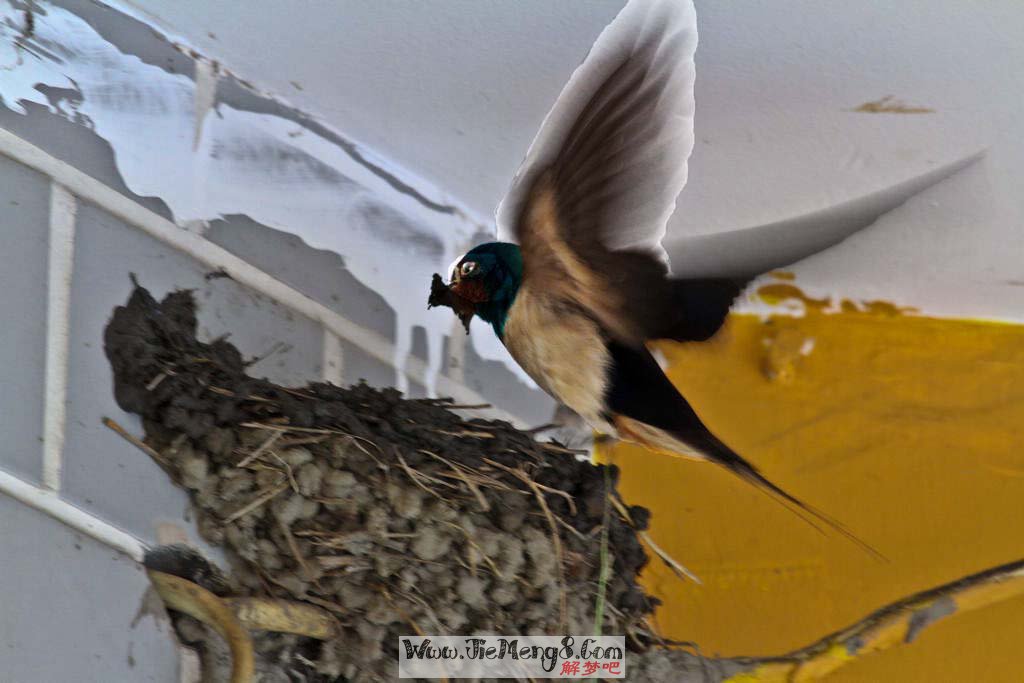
<box><xmin>428</xmin><ymin>273</ymin><xmax>475</xmax><ymax>334</ymax></box>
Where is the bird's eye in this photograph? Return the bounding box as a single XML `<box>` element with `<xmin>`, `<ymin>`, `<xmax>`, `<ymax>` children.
<box><xmin>460</xmin><ymin>261</ymin><xmax>477</xmax><ymax>276</ymax></box>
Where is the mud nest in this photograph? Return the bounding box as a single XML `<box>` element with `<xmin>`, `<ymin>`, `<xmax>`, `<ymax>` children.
<box><xmin>102</xmin><ymin>282</ymin><xmax>703</xmax><ymax>681</ymax></box>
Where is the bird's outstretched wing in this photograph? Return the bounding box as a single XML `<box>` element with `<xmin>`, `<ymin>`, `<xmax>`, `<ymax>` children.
<box><xmin>496</xmin><ymin>0</ymin><xmax>738</xmax><ymax>346</ymax></box>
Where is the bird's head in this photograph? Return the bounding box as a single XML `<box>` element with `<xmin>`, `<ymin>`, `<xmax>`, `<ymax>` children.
<box><xmin>428</xmin><ymin>241</ymin><xmax>522</xmax><ymax>337</ymax></box>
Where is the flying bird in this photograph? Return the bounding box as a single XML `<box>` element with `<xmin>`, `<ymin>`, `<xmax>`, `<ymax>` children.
<box><xmin>429</xmin><ymin>0</ymin><xmax>877</xmax><ymax>556</ymax></box>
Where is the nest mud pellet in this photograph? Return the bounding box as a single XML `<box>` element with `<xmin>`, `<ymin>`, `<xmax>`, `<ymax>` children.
<box><xmin>104</xmin><ymin>283</ymin><xmax>698</xmax><ymax>682</ymax></box>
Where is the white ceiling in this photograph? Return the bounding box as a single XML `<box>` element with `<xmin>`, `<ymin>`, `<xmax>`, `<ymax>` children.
<box><xmin>115</xmin><ymin>0</ymin><xmax>992</xmax><ymax>229</ymax></box>
<box><xmin>112</xmin><ymin>0</ymin><xmax>1023</xmax><ymax>319</ymax></box>
<box><xmin>116</xmin><ymin>0</ymin><xmax>624</xmax><ymax>222</ymax></box>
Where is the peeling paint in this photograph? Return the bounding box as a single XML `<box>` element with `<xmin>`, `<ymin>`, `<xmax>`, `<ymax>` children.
<box><xmin>754</xmin><ymin>281</ymin><xmax>917</xmax><ymax>318</ymax></box>
<box><xmin>839</xmin><ymin>298</ymin><xmax>917</xmax><ymax>317</ymax></box>
<box><xmin>191</xmin><ymin>57</ymin><xmax>216</xmax><ymax>149</ymax></box>
<box><xmin>0</xmin><ymin>0</ymin><xmax>530</xmax><ymax>393</ymax></box>
<box><xmin>852</xmin><ymin>96</ymin><xmax>935</xmax><ymax>114</ymax></box>
<box><xmin>760</xmin><ymin>326</ymin><xmax>814</xmax><ymax>384</ymax></box>
<box><xmin>756</xmin><ymin>283</ymin><xmax>832</xmax><ymax>313</ymax></box>
<box><xmin>904</xmin><ymin>596</ymin><xmax>956</xmax><ymax>643</ymax></box>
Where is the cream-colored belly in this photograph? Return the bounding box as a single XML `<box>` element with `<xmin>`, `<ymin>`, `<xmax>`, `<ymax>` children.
<box><xmin>503</xmin><ymin>285</ymin><xmax>613</xmax><ymax>431</ymax></box>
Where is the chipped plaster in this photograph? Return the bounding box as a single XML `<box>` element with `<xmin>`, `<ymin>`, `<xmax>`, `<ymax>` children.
<box><xmin>0</xmin><ymin>0</ymin><xmax>531</xmax><ymax>393</ymax></box>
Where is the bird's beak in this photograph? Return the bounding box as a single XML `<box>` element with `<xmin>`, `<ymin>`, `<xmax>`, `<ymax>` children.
<box><xmin>446</xmin><ymin>268</ymin><xmax>471</xmax><ymax>302</ymax></box>
<box><xmin>448</xmin><ymin>271</ymin><xmax>469</xmax><ymax>297</ymax></box>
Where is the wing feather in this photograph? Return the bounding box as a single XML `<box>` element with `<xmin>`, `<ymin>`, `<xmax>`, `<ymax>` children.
<box><xmin>496</xmin><ymin>0</ymin><xmax>697</xmax><ymax>261</ymax></box>
<box><xmin>496</xmin><ymin>0</ymin><xmax>732</xmax><ymax>346</ymax></box>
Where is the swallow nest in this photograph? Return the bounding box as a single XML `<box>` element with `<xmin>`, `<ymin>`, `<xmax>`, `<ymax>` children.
<box><xmin>103</xmin><ymin>283</ymin><xmax>711</xmax><ymax>682</ymax></box>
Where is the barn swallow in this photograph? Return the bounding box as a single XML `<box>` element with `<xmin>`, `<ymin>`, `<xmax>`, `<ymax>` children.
<box><xmin>429</xmin><ymin>0</ymin><xmax>877</xmax><ymax>555</ymax></box>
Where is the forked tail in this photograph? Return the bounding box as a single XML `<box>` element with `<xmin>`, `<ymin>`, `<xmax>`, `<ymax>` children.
<box><xmin>657</xmin><ymin>424</ymin><xmax>887</xmax><ymax>561</ymax></box>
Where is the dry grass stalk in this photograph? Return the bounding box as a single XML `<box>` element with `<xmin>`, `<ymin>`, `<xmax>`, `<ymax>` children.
<box><xmin>609</xmin><ymin>495</ymin><xmax>701</xmax><ymax>585</ymax></box>
<box><xmin>276</xmin><ymin>515</ymin><xmax>315</xmax><ymax>582</ymax></box>
<box><xmin>208</xmin><ymin>385</ymin><xmax>273</xmax><ymax>403</ymax></box>
<box><xmin>268</xmin><ymin>450</ymin><xmax>300</xmax><ymax>493</ymax></box>
<box><xmin>277</xmin><ymin>435</ymin><xmax>331</xmax><ymax>448</ymax></box>
<box><xmin>235</xmin><ymin>430</ymin><xmax>282</xmax><ymax>468</ymax></box>
<box><xmin>434</xmin><ymin>428</ymin><xmax>495</xmax><ymax>439</ymax></box>
<box><xmin>393</xmin><ymin>449</ymin><xmax>454</xmax><ymax>501</ymax></box>
<box><xmin>239</xmin><ymin>422</ymin><xmax>336</xmax><ymax>435</ymax></box>
<box><xmin>539</xmin><ymin>442</ymin><xmax>589</xmax><ymax>456</ymax></box>
<box><xmin>223</xmin><ymin>482</ymin><xmax>289</xmax><ymax>524</ymax></box>
<box><xmin>421</xmin><ymin>450</ymin><xmax>492</xmax><ymax>511</ymax></box>
<box><xmin>443</xmin><ymin>521</ymin><xmax>505</xmax><ymax>579</ymax></box>
<box><xmin>423</xmin><ymin>451</ymin><xmax>518</xmax><ymax>493</ymax></box>
<box><xmin>102</xmin><ymin>416</ymin><xmax>172</xmax><ymax>469</ymax></box>
<box><xmin>393</xmin><ymin>587</ymin><xmax>446</xmax><ymax>633</ymax></box>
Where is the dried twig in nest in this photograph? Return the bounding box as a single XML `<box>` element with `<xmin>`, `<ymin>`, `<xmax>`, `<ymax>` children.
<box><xmin>610</xmin><ymin>495</ymin><xmax>701</xmax><ymax>585</ymax></box>
<box><xmin>276</xmin><ymin>515</ymin><xmax>315</xmax><ymax>581</ymax></box>
<box><xmin>223</xmin><ymin>482</ymin><xmax>289</xmax><ymax>524</ymax></box>
<box><xmin>421</xmin><ymin>450</ymin><xmax>493</xmax><ymax>511</ymax></box>
<box><xmin>394</xmin><ymin>450</ymin><xmax>451</xmax><ymax>500</ymax></box>
<box><xmin>235</xmin><ymin>430</ymin><xmax>282</xmax><ymax>468</ymax></box>
<box><xmin>103</xmin><ymin>417</ymin><xmax>171</xmax><ymax>469</ymax></box>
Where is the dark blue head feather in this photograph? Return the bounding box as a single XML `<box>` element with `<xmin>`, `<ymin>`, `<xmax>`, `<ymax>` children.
<box><xmin>456</xmin><ymin>241</ymin><xmax>523</xmax><ymax>338</ymax></box>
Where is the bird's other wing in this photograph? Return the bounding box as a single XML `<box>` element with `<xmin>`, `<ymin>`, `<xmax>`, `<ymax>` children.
<box><xmin>495</xmin><ymin>0</ymin><xmax>724</xmax><ymax>345</ymax></box>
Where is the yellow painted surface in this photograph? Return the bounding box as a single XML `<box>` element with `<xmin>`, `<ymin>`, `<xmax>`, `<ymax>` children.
<box><xmin>598</xmin><ymin>289</ymin><xmax>1024</xmax><ymax>678</ymax></box>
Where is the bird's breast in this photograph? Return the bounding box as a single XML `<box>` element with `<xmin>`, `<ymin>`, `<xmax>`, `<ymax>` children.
<box><xmin>503</xmin><ymin>285</ymin><xmax>612</xmax><ymax>430</ymax></box>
